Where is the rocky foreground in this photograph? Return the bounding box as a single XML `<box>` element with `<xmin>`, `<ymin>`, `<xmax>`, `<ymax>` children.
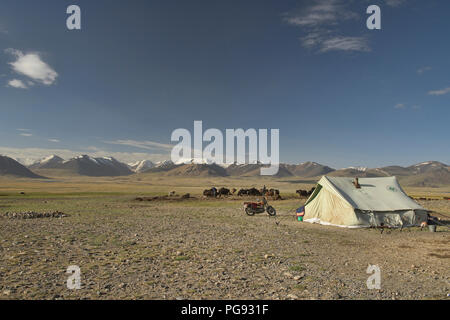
<box><xmin>0</xmin><ymin>196</ymin><xmax>449</xmax><ymax>300</ymax></box>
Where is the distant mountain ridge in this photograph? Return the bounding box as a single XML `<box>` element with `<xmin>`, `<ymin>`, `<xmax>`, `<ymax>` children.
<box><xmin>1</xmin><ymin>154</ymin><xmax>448</xmax><ymax>186</ymax></box>
<box><xmin>57</xmin><ymin>155</ymin><xmax>134</xmax><ymax>177</ymax></box>
<box><xmin>0</xmin><ymin>155</ymin><xmax>45</xmax><ymax>178</ymax></box>
<box><xmin>29</xmin><ymin>155</ymin><xmax>133</xmax><ymax>177</ymax></box>
<box><xmin>330</xmin><ymin>161</ymin><xmax>449</xmax><ymax>186</ymax></box>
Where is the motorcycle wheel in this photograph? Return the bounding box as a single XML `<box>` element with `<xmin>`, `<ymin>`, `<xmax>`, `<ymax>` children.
<box><xmin>245</xmin><ymin>207</ymin><xmax>255</xmax><ymax>216</ymax></box>
<box><xmin>266</xmin><ymin>206</ymin><xmax>276</xmax><ymax>216</ymax></box>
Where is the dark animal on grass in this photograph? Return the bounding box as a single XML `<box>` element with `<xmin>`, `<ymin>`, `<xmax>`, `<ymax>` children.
<box><xmin>296</xmin><ymin>189</ymin><xmax>308</xmax><ymax>197</ymax></box>
<box><xmin>265</xmin><ymin>189</ymin><xmax>281</xmax><ymax>200</ymax></box>
<box><xmin>247</xmin><ymin>188</ymin><xmax>262</xmax><ymax>196</ymax></box>
<box><xmin>203</xmin><ymin>189</ymin><xmax>216</xmax><ymax>197</ymax></box>
<box><xmin>297</xmin><ymin>187</ymin><xmax>316</xmax><ymax>198</ymax></box>
<box><xmin>237</xmin><ymin>189</ymin><xmax>248</xmax><ymax>196</ymax></box>
<box><xmin>231</xmin><ymin>188</ymin><xmax>237</xmax><ymax>194</ymax></box>
<box><xmin>217</xmin><ymin>187</ymin><xmax>231</xmax><ymax>197</ymax></box>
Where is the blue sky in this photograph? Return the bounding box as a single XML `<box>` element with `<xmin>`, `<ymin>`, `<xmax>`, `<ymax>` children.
<box><xmin>0</xmin><ymin>0</ymin><xmax>449</xmax><ymax>168</ymax></box>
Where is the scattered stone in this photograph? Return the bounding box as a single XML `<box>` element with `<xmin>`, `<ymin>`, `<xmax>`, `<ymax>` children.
<box><xmin>3</xmin><ymin>211</ymin><xmax>67</xmax><ymax>219</ymax></box>
<box><xmin>293</xmin><ymin>274</ymin><xmax>305</xmax><ymax>281</ymax></box>
<box><xmin>287</xmin><ymin>293</ymin><xmax>299</xmax><ymax>300</ymax></box>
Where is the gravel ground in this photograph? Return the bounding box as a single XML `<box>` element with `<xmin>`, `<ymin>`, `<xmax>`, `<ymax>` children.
<box><xmin>0</xmin><ymin>196</ymin><xmax>449</xmax><ymax>300</ymax></box>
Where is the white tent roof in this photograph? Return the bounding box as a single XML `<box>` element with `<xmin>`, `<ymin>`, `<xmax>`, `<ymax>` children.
<box><xmin>317</xmin><ymin>176</ymin><xmax>425</xmax><ymax>212</ymax></box>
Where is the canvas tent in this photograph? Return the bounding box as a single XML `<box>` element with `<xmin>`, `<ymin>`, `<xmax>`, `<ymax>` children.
<box><xmin>303</xmin><ymin>176</ymin><xmax>428</xmax><ymax>228</ymax></box>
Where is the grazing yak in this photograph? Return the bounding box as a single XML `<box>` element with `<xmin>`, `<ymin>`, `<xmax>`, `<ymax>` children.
<box><xmin>265</xmin><ymin>189</ymin><xmax>281</xmax><ymax>200</ymax></box>
<box><xmin>237</xmin><ymin>188</ymin><xmax>248</xmax><ymax>196</ymax></box>
<box><xmin>296</xmin><ymin>187</ymin><xmax>316</xmax><ymax>198</ymax></box>
<box><xmin>237</xmin><ymin>188</ymin><xmax>262</xmax><ymax>196</ymax></box>
<box><xmin>203</xmin><ymin>189</ymin><xmax>216</xmax><ymax>197</ymax></box>
<box><xmin>217</xmin><ymin>187</ymin><xmax>231</xmax><ymax>197</ymax></box>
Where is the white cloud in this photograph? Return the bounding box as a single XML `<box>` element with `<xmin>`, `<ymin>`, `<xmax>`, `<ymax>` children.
<box><xmin>284</xmin><ymin>0</ymin><xmax>369</xmax><ymax>53</ymax></box>
<box><xmin>428</xmin><ymin>87</ymin><xmax>450</xmax><ymax>96</ymax></box>
<box><xmin>48</xmin><ymin>139</ymin><xmax>60</xmax><ymax>143</ymax></box>
<box><xmin>385</xmin><ymin>0</ymin><xmax>406</xmax><ymax>7</ymax></box>
<box><xmin>284</xmin><ymin>0</ymin><xmax>358</xmax><ymax>27</ymax></box>
<box><xmin>103</xmin><ymin>139</ymin><xmax>174</xmax><ymax>151</ymax></box>
<box><xmin>5</xmin><ymin>49</ymin><xmax>58</xmax><ymax>86</ymax></box>
<box><xmin>417</xmin><ymin>66</ymin><xmax>432</xmax><ymax>75</ymax></box>
<box><xmin>394</xmin><ymin>103</ymin><xmax>405</xmax><ymax>109</ymax></box>
<box><xmin>7</xmin><ymin>79</ymin><xmax>28</xmax><ymax>89</ymax></box>
<box><xmin>20</xmin><ymin>133</ymin><xmax>33</xmax><ymax>137</ymax></box>
<box><xmin>320</xmin><ymin>36</ymin><xmax>370</xmax><ymax>52</ymax></box>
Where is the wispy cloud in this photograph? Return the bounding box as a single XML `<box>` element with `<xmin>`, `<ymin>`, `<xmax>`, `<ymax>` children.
<box><xmin>385</xmin><ymin>0</ymin><xmax>407</xmax><ymax>7</ymax></box>
<box><xmin>48</xmin><ymin>139</ymin><xmax>60</xmax><ymax>143</ymax></box>
<box><xmin>394</xmin><ymin>103</ymin><xmax>421</xmax><ymax>111</ymax></box>
<box><xmin>320</xmin><ymin>36</ymin><xmax>370</xmax><ymax>52</ymax></box>
<box><xmin>284</xmin><ymin>0</ymin><xmax>358</xmax><ymax>27</ymax></box>
<box><xmin>284</xmin><ymin>0</ymin><xmax>369</xmax><ymax>53</ymax></box>
<box><xmin>7</xmin><ymin>79</ymin><xmax>28</xmax><ymax>89</ymax></box>
<box><xmin>5</xmin><ymin>48</ymin><xmax>58</xmax><ymax>86</ymax></box>
<box><xmin>17</xmin><ymin>128</ymin><xmax>33</xmax><ymax>137</ymax></box>
<box><xmin>103</xmin><ymin>139</ymin><xmax>174</xmax><ymax>151</ymax></box>
<box><xmin>428</xmin><ymin>86</ymin><xmax>450</xmax><ymax>96</ymax></box>
<box><xmin>417</xmin><ymin>66</ymin><xmax>432</xmax><ymax>75</ymax></box>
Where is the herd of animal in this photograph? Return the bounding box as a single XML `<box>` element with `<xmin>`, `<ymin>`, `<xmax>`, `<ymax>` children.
<box><xmin>201</xmin><ymin>187</ymin><xmax>283</xmax><ymax>200</ymax></box>
<box><xmin>167</xmin><ymin>186</ymin><xmax>316</xmax><ymax>200</ymax></box>
<box><xmin>165</xmin><ymin>186</ymin><xmax>316</xmax><ymax>200</ymax></box>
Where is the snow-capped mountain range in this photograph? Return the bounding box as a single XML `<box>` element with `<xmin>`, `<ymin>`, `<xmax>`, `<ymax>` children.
<box><xmin>0</xmin><ymin>154</ymin><xmax>448</xmax><ymax>186</ymax></box>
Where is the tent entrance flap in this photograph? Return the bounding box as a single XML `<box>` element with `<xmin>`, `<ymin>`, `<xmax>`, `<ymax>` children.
<box><xmin>305</xmin><ymin>184</ymin><xmax>322</xmax><ymax>206</ymax></box>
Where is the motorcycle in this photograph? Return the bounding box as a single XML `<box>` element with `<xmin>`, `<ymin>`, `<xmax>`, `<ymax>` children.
<box><xmin>243</xmin><ymin>197</ymin><xmax>276</xmax><ymax>216</ymax></box>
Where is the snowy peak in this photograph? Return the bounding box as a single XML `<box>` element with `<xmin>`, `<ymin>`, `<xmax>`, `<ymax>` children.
<box><xmin>29</xmin><ymin>155</ymin><xmax>64</xmax><ymax>169</ymax></box>
<box><xmin>62</xmin><ymin>155</ymin><xmax>133</xmax><ymax>176</ymax></box>
<box><xmin>156</xmin><ymin>160</ymin><xmax>175</xmax><ymax>168</ymax></box>
<box><xmin>129</xmin><ymin>160</ymin><xmax>155</xmax><ymax>173</ymax></box>
<box><xmin>408</xmin><ymin>161</ymin><xmax>448</xmax><ymax>174</ymax></box>
<box><xmin>345</xmin><ymin>166</ymin><xmax>368</xmax><ymax>172</ymax></box>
